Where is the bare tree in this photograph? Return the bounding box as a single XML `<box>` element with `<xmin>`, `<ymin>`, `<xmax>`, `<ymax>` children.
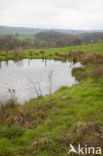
<box><xmin>28</xmin><ymin>77</ymin><xmax>42</xmax><ymax>98</ymax></box>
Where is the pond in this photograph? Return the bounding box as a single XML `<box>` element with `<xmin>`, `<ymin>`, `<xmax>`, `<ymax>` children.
<box><xmin>0</xmin><ymin>59</ymin><xmax>81</xmax><ymax>104</ymax></box>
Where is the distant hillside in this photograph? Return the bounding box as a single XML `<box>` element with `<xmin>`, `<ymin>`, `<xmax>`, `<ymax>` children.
<box><xmin>35</xmin><ymin>31</ymin><xmax>103</xmax><ymax>43</ymax></box>
<box><xmin>0</xmin><ymin>25</ymin><xmax>103</xmax><ymax>37</ymax></box>
<box><xmin>0</xmin><ymin>26</ymin><xmax>38</xmax><ymax>37</ymax></box>
<box><xmin>35</xmin><ymin>31</ymin><xmax>77</xmax><ymax>41</ymax></box>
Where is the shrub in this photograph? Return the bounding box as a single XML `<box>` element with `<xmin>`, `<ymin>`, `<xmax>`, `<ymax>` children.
<box><xmin>68</xmin><ymin>50</ymin><xmax>85</xmax><ymax>59</ymax></box>
<box><xmin>39</xmin><ymin>51</ymin><xmax>45</xmax><ymax>55</ymax></box>
<box><xmin>13</xmin><ymin>47</ymin><xmax>24</xmax><ymax>58</ymax></box>
<box><xmin>81</xmin><ymin>53</ymin><xmax>103</xmax><ymax>65</ymax></box>
<box><xmin>91</xmin><ymin>66</ymin><xmax>103</xmax><ymax>82</ymax></box>
<box><xmin>0</xmin><ymin>101</ymin><xmax>18</xmax><ymax>125</ymax></box>
<box><xmin>49</xmin><ymin>54</ymin><xmax>52</xmax><ymax>56</ymax></box>
<box><xmin>54</xmin><ymin>52</ymin><xmax>60</xmax><ymax>56</ymax></box>
<box><xmin>34</xmin><ymin>52</ymin><xmax>39</xmax><ymax>56</ymax></box>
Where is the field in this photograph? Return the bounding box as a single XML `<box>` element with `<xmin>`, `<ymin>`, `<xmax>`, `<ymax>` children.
<box><xmin>0</xmin><ymin>43</ymin><xmax>103</xmax><ymax>155</ymax></box>
<box><xmin>0</xmin><ymin>43</ymin><xmax>103</xmax><ymax>61</ymax></box>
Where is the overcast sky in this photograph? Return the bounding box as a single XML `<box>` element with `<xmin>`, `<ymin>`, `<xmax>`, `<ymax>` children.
<box><xmin>0</xmin><ymin>0</ymin><xmax>103</xmax><ymax>30</ymax></box>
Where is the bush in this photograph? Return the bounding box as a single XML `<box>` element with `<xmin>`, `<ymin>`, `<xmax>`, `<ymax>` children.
<box><xmin>13</xmin><ymin>47</ymin><xmax>24</xmax><ymax>58</ymax></box>
<box><xmin>81</xmin><ymin>53</ymin><xmax>103</xmax><ymax>65</ymax></box>
<box><xmin>91</xmin><ymin>66</ymin><xmax>103</xmax><ymax>82</ymax></box>
<box><xmin>54</xmin><ymin>52</ymin><xmax>60</xmax><ymax>56</ymax></box>
<box><xmin>39</xmin><ymin>51</ymin><xmax>45</xmax><ymax>55</ymax></box>
<box><xmin>68</xmin><ymin>50</ymin><xmax>85</xmax><ymax>59</ymax></box>
<box><xmin>0</xmin><ymin>99</ymin><xmax>19</xmax><ymax>125</ymax></box>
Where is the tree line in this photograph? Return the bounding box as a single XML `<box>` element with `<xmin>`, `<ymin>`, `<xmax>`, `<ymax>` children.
<box><xmin>0</xmin><ymin>35</ymin><xmax>34</xmax><ymax>53</ymax></box>
<box><xmin>0</xmin><ymin>31</ymin><xmax>103</xmax><ymax>52</ymax></box>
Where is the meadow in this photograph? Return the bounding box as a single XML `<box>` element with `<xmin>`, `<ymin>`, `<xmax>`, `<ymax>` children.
<box><xmin>0</xmin><ymin>42</ymin><xmax>103</xmax><ymax>61</ymax></box>
<box><xmin>0</xmin><ymin>43</ymin><xmax>103</xmax><ymax>155</ymax></box>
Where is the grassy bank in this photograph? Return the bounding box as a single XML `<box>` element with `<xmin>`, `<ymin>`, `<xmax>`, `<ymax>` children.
<box><xmin>0</xmin><ymin>42</ymin><xmax>103</xmax><ymax>61</ymax></box>
<box><xmin>0</xmin><ymin>43</ymin><xmax>103</xmax><ymax>155</ymax></box>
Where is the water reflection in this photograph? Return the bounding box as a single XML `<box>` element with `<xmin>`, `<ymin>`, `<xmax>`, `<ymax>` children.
<box><xmin>0</xmin><ymin>61</ymin><xmax>1</xmax><ymax>68</ymax></box>
<box><xmin>0</xmin><ymin>59</ymin><xmax>81</xmax><ymax>104</ymax></box>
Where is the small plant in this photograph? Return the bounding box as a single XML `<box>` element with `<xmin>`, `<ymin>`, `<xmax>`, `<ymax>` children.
<box><xmin>49</xmin><ymin>54</ymin><xmax>52</xmax><ymax>56</ymax></box>
<box><xmin>13</xmin><ymin>47</ymin><xmax>24</xmax><ymax>58</ymax></box>
<box><xmin>28</xmin><ymin>77</ymin><xmax>42</xmax><ymax>98</ymax></box>
<box><xmin>34</xmin><ymin>52</ymin><xmax>39</xmax><ymax>56</ymax></box>
<box><xmin>8</xmin><ymin>89</ymin><xmax>17</xmax><ymax>105</ymax></box>
<box><xmin>29</xmin><ymin>50</ymin><xmax>34</xmax><ymax>56</ymax></box>
<box><xmin>54</xmin><ymin>52</ymin><xmax>60</xmax><ymax>56</ymax></box>
<box><xmin>39</xmin><ymin>51</ymin><xmax>45</xmax><ymax>55</ymax></box>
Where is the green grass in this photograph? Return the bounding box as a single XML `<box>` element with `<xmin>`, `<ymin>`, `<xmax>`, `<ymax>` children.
<box><xmin>24</xmin><ymin>42</ymin><xmax>103</xmax><ymax>59</ymax></box>
<box><xmin>0</xmin><ymin>42</ymin><xmax>103</xmax><ymax>61</ymax></box>
<box><xmin>1</xmin><ymin>77</ymin><xmax>103</xmax><ymax>155</ymax></box>
<box><xmin>27</xmin><ymin>42</ymin><xmax>103</xmax><ymax>54</ymax></box>
<box><xmin>0</xmin><ymin>43</ymin><xmax>103</xmax><ymax>155</ymax></box>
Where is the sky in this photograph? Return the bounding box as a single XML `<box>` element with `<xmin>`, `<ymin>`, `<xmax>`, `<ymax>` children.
<box><xmin>0</xmin><ymin>0</ymin><xmax>103</xmax><ymax>30</ymax></box>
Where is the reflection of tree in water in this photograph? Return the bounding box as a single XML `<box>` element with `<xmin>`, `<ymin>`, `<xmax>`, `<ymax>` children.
<box><xmin>70</xmin><ymin>61</ymin><xmax>73</xmax><ymax>68</ymax></box>
<box><xmin>0</xmin><ymin>61</ymin><xmax>1</xmax><ymax>68</ymax></box>
<box><xmin>48</xmin><ymin>70</ymin><xmax>53</xmax><ymax>94</ymax></box>
<box><xmin>13</xmin><ymin>60</ymin><xmax>23</xmax><ymax>66</ymax></box>
<box><xmin>27</xmin><ymin>69</ymin><xmax>54</xmax><ymax>97</ymax></box>
<box><xmin>27</xmin><ymin>72</ymin><xmax>45</xmax><ymax>97</ymax></box>
<box><xmin>5</xmin><ymin>60</ymin><xmax>9</xmax><ymax>67</ymax></box>
<box><xmin>44</xmin><ymin>59</ymin><xmax>47</xmax><ymax>67</ymax></box>
<box><xmin>42</xmin><ymin>59</ymin><xmax>47</xmax><ymax>68</ymax></box>
<box><xmin>0</xmin><ymin>60</ymin><xmax>9</xmax><ymax>68</ymax></box>
<box><xmin>28</xmin><ymin>59</ymin><xmax>30</xmax><ymax>66</ymax></box>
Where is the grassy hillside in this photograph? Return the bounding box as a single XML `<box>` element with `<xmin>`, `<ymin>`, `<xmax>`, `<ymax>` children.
<box><xmin>0</xmin><ymin>43</ymin><xmax>103</xmax><ymax>155</ymax></box>
<box><xmin>30</xmin><ymin>42</ymin><xmax>103</xmax><ymax>55</ymax></box>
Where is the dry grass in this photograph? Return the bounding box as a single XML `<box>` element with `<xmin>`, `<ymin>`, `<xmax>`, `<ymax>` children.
<box><xmin>91</xmin><ymin>66</ymin><xmax>103</xmax><ymax>82</ymax></box>
<box><xmin>81</xmin><ymin>53</ymin><xmax>103</xmax><ymax>65</ymax></box>
<box><xmin>68</xmin><ymin>50</ymin><xmax>85</xmax><ymax>59</ymax></box>
<box><xmin>31</xmin><ymin>138</ymin><xmax>53</xmax><ymax>150</ymax></box>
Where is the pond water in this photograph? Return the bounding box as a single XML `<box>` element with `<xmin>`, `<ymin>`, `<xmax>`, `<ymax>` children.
<box><xmin>0</xmin><ymin>59</ymin><xmax>81</xmax><ymax>104</ymax></box>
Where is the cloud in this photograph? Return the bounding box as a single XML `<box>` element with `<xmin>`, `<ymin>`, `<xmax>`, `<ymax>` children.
<box><xmin>0</xmin><ymin>0</ymin><xmax>103</xmax><ymax>29</ymax></box>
